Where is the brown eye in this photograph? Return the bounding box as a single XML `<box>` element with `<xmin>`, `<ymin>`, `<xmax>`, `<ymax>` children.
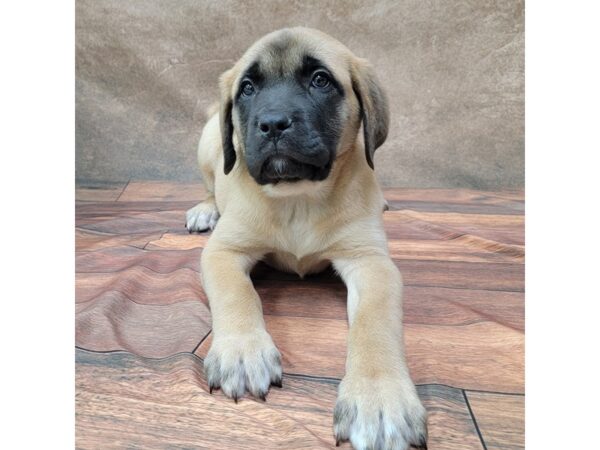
<box><xmin>311</xmin><ymin>72</ymin><xmax>330</xmax><ymax>89</ymax></box>
<box><xmin>241</xmin><ymin>81</ymin><xmax>255</xmax><ymax>96</ymax></box>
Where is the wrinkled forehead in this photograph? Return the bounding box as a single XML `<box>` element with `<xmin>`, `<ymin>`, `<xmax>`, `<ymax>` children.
<box><xmin>232</xmin><ymin>29</ymin><xmax>353</xmax><ymax>90</ymax></box>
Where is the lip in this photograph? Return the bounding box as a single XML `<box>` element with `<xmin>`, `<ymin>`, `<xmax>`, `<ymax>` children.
<box><xmin>260</xmin><ymin>155</ymin><xmax>316</xmax><ymax>184</ymax></box>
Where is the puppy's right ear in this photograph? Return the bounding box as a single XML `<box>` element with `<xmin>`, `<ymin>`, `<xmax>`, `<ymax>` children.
<box><xmin>219</xmin><ymin>69</ymin><xmax>236</xmax><ymax>174</ymax></box>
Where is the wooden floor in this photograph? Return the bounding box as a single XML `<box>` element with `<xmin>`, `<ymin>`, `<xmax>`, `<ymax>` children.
<box><xmin>76</xmin><ymin>181</ymin><xmax>524</xmax><ymax>450</ymax></box>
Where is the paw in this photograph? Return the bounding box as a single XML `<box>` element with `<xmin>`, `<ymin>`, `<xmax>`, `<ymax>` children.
<box><xmin>334</xmin><ymin>374</ymin><xmax>428</xmax><ymax>450</ymax></box>
<box><xmin>185</xmin><ymin>201</ymin><xmax>219</xmax><ymax>232</ymax></box>
<box><xmin>204</xmin><ymin>330</ymin><xmax>283</xmax><ymax>402</ymax></box>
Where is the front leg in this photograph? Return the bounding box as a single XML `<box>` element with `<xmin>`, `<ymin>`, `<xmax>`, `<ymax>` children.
<box><xmin>201</xmin><ymin>245</ymin><xmax>282</xmax><ymax>401</ymax></box>
<box><xmin>333</xmin><ymin>255</ymin><xmax>427</xmax><ymax>450</ymax></box>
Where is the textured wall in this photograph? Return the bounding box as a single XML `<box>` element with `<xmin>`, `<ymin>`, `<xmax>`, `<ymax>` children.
<box><xmin>76</xmin><ymin>0</ymin><xmax>524</xmax><ymax>188</ymax></box>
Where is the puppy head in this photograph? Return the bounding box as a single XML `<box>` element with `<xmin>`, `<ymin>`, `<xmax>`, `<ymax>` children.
<box><xmin>219</xmin><ymin>27</ymin><xmax>389</xmax><ymax>190</ymax></box>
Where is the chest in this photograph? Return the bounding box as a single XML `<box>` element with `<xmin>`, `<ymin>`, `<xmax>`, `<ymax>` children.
<box><xmin>263</xmin><ymin>202</ymin><xmax>334</xmax><ymax>274</ymax></box>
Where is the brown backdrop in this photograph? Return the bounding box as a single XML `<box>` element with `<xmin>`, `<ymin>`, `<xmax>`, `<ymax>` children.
<box><xmin>76</xmin><ymin>0</ymin><xmax>524</xmax><ymax>189</ymax></box>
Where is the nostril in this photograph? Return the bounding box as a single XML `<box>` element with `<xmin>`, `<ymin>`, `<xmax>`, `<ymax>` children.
<box><xmin>259</xmin><ymin>123</ymin><xmax>270</xmax><ymax>133</ymax></box>
<box><xmin>276</xmin><ymin>119</ymin><xmax>292</xmax><ymax>131</ymax></box>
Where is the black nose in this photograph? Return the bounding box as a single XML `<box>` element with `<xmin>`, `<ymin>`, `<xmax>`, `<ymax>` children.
<box><xmin>258</xmin><ymin>113</ymin><xmax>292</xmax><ymax>139</ymax></box>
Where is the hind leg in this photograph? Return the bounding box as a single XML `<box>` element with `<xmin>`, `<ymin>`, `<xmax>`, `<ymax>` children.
<box><xmin>186</xmin><ymin>114</ymin><xmax>221</xmax><ymax>233</ymax></box>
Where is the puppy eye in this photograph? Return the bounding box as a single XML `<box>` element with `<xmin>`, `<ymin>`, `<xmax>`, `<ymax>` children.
<box><xmin>241</xmin><ymin>81</ymin><xmax>255</xmax><ymax>97</ymax></box>
<box><xmin>311</xmin><ymin>72</ymin><xmax>330</xmax><ymax>89</ymax></box>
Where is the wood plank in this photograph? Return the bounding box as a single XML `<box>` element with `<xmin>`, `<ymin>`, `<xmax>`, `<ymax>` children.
<box><xmin>388</xmin><ymin>236</ymin><xmax>523</xmax><ymax>263</ymax></box>
<box><xmin>118</xmin><ymin>181</ymin><xmax>206</xmax><ymax>202</ymax></box>
<box><xmin>466</xmin><ymin>391</ymin><xmax>525</xmax><ymax>449</ymax></box>
<box><xmin>145</xmin><ymin>232</ymin><xmax>211</xmax><ymax>250</ymax></box>
<box><xmin>404</xmin><ymin>286</ymin><xmax>524</xmax><ymax>332</ymax></box>
<box><xmin>76</xmin><ymin>293</ymin><xmax>211</xmax><ymax>357</ymax></box>
<box><xmin>387</xmin><ymin>201</ymin><xmax>523</xmax><ymax>215</ymax></box>
<box><xmin>76</xmin><ymin>349</ymin><xmax>333</xmax><ymax>449</ymax></box>
<box><xmin>76</xmin><ymin>349</ymin><xmax>483</xmax><ymax>450</ymax></box>
<box><xmin>393</xmin><ymin>210</ymin><xmax>524</xmax><ymax>245</ymax></box>
<box><xmin>74</xmin><ymin>185</ymin><xmax>526</xmax><ymax>446</ymax></box>
<box><xmin>76</xmin><ymin>181</ymin><xmax>128</xmax><ymax>201</ymax></box>
<box><xmin>422</xmin><ymin>385</ymin><xmax>484</xmax><ymax>450</ymax></box>
<box><xmin>75</xmin><ymin>229</ymin><xmax>163</xmax><ymax>252</ymax></box>
<box><xmin>255</xmin><ymin>279</ymin><xmax>348</xmax><ymax>320</ymax></box>
<box><xmin>195</xmin><ymin>315</ymin><xmax>348</xmax><ymax>379</ymax></box>
<box><xmin>77</xmin><ymin>209</ymin><xmax>186</xmax><ymax>234</ymax></box>
<box><xmin>76</xmin><ymin>266</ymin><xmax>206</xmax><ymax>305</ymax></box>
<box><xmin>196</xmin><ymin>314</ymin><xmax>523</xmax><ymax>394</ymax></box>
<box><xmin>383</xmin><ymin>188</ymin><xmax>523</xmax><ymax>204</ymax></box>
<box><xmin>76</xmin><ymin>246</ymin><xmax>201</xmax><ymax>274</ymax></box>
<box><xmin>145</xmin><ymin>231</ymin><xmax>525</xmax><ymax>261</ymax></box>
<box><xmin>384</xmin><ymin>188</ymin><xmax>524</xmax><ymax>215</ymax></box>
<box><xmin>396</xmin><ymin>260</ymin><xmax>524</xmax><ymax>292</ymax></box>
<box><xmin>406</xmin><ymin>321</ymin><xmax>523</xmax><ymax>394</ymax></box>
<box><xmin>76</xmin><ymin>200</ymin><xmax>194</xmax><ymax>216</ymax></box>
<box><xmin>254</xmin><ymin>281</ymin><xmax>523</xmax><ymax>330</ymax></box>
<box><xmin>249</xmin><ymin>259</ymin><xmax>524</xmax><ymax>293</ymax></box>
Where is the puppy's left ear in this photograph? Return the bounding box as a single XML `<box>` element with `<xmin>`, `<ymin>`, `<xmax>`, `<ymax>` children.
<box><xmin>218</xmin><ymin>69</ymin><xmax>236</xmax><ymax>174</ymax></box>
<box><xmin>350</xmin><ymin>58</ymin><xmax>390</xmax><ymax>169</ymax></box>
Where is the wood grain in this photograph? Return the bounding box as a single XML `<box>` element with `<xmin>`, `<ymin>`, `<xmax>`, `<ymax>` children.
<box><xmin>466</xmin><ymin>391</ymin><xmax>525</xmax><ymax>449</ymax></box>
<box><xmin>388</xmin><ymin>236</ymin><xmax>523</xmax><ymax>263</ymax></box>
<box><xmin>393</xmin><ymin>210</ymin><xmax>524</xmax><ymax>245</ymax></box>
<box><xmin>76</xmin><ymin>292</ymin><xmax>211</xmax><ymax>357</ymax></box>
<box><xmin>117</xmin><ymin>181</ymin><xmax>207</xmax><ymax>202</ymax></box>
<box><xmin>75</xmin><ymin>183</ymin><xmax>525</xmax><ymax>449</ymax></box>
<box><xmin>76</xmin><ymin>181</ymin><xmax>127</xmax><ymax>201</ymax></box>
<box><xmin>77</xmin><ymin>209</ymin><xmax>186</xmax><ymax>234</ymax></box>
<box><xmin>195</xmin><ymin>315</ymin><xmax>349</xmax><ymax>379</ymax></box>
<box><xmin>76</xmin><ymin>349</ymin><xmax>485</xmax><ymax>450</ymax></box>
<box><xmin>76</xmin><ymin>267</ymin><xmax>206</xmax><ymax>305</ymax></box>
<box><xmin>76</xmin><ymin>229</ymin><xmax>163</xmax><ymax>252</ymax></box>
<box><xmin>76</xmin><ymin>246</ymin><xmax>201</xmax><ymax>274</ymax></box>
<box><xmin>196</xmin><ymin>313</ymin><xmax>523</xmax><ymax>393</ymax></box>
<box><xmin>384</xmin><ymin>188</ymin><xmax>524</xmax><ymax>215</ymax></box>
<box><xmin>395</xmin><ymin>259</ymin><xmax>524</xmax><ymax>292</ymax></box>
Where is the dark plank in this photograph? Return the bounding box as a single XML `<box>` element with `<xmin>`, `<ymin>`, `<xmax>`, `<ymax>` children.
<box><xmin>466</xmin><ymin>391</ymin><xmax>525</xmax><ymax>450</ymax></box>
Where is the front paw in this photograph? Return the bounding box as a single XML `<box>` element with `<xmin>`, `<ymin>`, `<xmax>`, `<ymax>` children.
<box><xmin>204</xmin><ymin>330</ymin><xmax>282</xmax><ymax>402</ymax></box>
<box><xmin>334</xmin><ymin>374</ymin><xmax>428</xmax><ymax>450</ymax></box>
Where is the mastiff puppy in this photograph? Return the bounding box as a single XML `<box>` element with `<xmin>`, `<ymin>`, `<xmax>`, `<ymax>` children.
<box><xmin>186</xmin><ymin>27</ymin><xmax>427</xmax><ymax>450</ymax></box>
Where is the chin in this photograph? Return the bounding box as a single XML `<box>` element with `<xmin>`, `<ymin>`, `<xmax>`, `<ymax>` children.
<box><xmin>261</xmin><ymin>179</ymin><xmax>329</xmax><ymax>198</ymax></box>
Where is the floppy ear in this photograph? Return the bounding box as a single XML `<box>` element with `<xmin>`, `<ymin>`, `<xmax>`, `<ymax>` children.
<box><xmin>350</xmin><ymin>58</ymin><xmax>390</xmax><ymax>169</ymax></box>
<box><xmin>218</xmin><ymin>69</ymin><xmax>237</xmax><ymax>174</ymax></box>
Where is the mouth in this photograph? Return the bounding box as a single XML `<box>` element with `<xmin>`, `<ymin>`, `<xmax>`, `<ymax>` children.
<box><xmin>259</xmin><ymin>155</ymin><xmax>328</xmax><ymax>185</ymax></box>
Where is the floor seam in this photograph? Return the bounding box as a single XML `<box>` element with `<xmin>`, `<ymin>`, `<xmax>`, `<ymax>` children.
<box><xmin>74</xmin><ymin>347</ymin><xmax>525</xmax><ymax>396</ymax></box>
<box><xmin>115</xmin><ymin>178</ymin><xmax>131</xmax><ymax>202</ymax></box>
<box><xmin>192</xmin><ymin>330</ymin><xmax>212</xmax><ymax>354</ymax></box>
<box><xmin>463</xmin><ymin>389</ymin><xmax>488</xmax><ymax>450</ymax></box>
